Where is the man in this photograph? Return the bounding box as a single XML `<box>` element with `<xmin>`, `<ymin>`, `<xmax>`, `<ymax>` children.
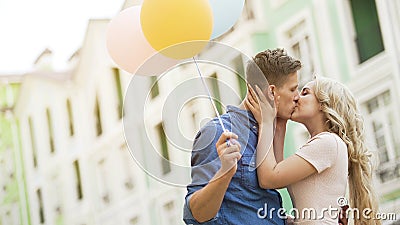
<box><xmin>183</xmin><ymin>48</ymin><xmax>301</xmax><ymax>225</ymax></box>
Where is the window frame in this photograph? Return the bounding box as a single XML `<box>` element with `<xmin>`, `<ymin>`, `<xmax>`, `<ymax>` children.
<box><xmin>362</xmin><ymin>89</ymin><xmax>400</xmax><ymax>183</ymax></box>
<box><xmin>276</xmin><ymin>9</ymin><xmax>321</xmax><ymax>88</ymax></box>
<box><xmin>335</xmin><ymin>0</ymin><xmax>387</xmax><ymax>74</ymax></box>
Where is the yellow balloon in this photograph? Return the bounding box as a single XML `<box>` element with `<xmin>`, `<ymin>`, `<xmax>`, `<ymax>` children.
<box><xmin>140</xmin><ymin>0</ymin><xmax>213</xmax><ymax>59</ymax></box>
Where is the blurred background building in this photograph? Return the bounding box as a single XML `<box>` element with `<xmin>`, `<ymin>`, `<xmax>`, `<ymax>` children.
<box><xmin>0</xmin><ymin>74</ymin><xmax>28</xmax><ymax>225</ymax></box>
<box><xmin>0</xmin><ymin>0</ymin><xmax>399</xmax><ymax>224</ymax></box>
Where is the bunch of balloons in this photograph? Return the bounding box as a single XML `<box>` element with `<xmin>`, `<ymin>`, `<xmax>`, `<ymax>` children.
<box><xmin>106</xmin><ymin>0</ymin><xmax>245</xmax><ymax>75</ymax></box>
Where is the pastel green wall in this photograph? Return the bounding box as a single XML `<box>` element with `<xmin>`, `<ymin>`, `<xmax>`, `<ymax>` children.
<box><xmin>0</xmin><ymin>116</ymin><xmax>18</xmax><ymax>205</ymax></box>
<box><xmin>0</xmin><ymin>83</ymin><xmax>30</xmax><ymax>225</ymax></box>
<box><xmin>252</xmin><ymin>0</ymin><xmax>352</xmax><ymax>81</ymax></box>
<box><xmin>326</xmin><ymin>0</ymin><xmax>351</xmax><ymax>82</ymax></box>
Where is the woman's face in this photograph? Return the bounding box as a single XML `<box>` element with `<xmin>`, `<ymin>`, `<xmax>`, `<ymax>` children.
<box><xmin>291</xmin><ymin>81</ymin><xmax>323</xmax><ymax>124</ymax></box>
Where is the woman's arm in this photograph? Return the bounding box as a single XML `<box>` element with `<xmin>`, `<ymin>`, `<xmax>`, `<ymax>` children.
<box><xmin>245</xmin><ymin>85</ymin><xmax>317</xmax><ymax>189</ymax></box>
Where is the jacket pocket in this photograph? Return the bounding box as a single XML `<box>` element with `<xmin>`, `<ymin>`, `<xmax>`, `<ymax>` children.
<box><xmin>240</xmin><ymin>155</ymin><xmax>259</xmax><ymax>189</ymax></box>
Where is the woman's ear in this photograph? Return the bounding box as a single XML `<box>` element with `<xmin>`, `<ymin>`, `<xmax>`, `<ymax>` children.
<box><xmin>319</xmin><ymin>103</ymin><xmax>324</xmax><ymax>111</ymax></box>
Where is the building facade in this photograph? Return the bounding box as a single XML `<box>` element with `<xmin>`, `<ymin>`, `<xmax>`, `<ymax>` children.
<box><xmin>2</xmin><ymin>0</ymin><xmax>400</xmax><ymax>224</ymax></box>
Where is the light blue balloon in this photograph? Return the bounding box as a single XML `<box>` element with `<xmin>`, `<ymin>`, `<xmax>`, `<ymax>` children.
<box><xmin>209</xmin><ymin>0</ymin><xmax>245</xmax><ymax>39</ymax></box>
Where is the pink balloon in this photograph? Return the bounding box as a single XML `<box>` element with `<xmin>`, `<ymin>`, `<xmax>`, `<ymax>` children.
<box><xmin>106</xmin><ymin>6</ymin><xmax>156</xmax><ymax>74</ymax></box>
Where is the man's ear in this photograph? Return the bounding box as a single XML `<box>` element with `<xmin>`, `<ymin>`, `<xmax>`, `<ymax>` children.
<box><xmin>269</xmin><ymin>85</ymin><xmax>276</xmax><ymax>96</ymax></box>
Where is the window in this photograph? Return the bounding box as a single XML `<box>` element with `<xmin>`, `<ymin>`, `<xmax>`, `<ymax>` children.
<box><xmin>2</xmin><ymin>149</ymin><xmax>14</xmax><ymax>180</ymax></box>
<box><xmin>209</xmin><ymin>73</ymin><xmax>223</xmax><ymax>115</ymax></box>
<box><xmin>1</xmin><ymin>206</ymin><xmax>19</xmax><ymax>225</ymax></box>
<box><xmin>162</xmin><ymin>201</ymin><xmax>179</xmax><ymax>225</ymax></box>
<box><xmin>120</xmin><ymin>145</ymin><xmax>134</xmax><ymax>190</ymax></box>
<box><xmin>73</xmin><ymin>160</ymin><xmax>83</xmax><ymax>200</ymax></box>
<box><xmin>191</xmin><ymin>110</ymin><xmax>199</xmax><ymax>133</ymax></box>
<box><xmin>96</xmin><ymin>158</ymin><xmax>111</xmax><ymax>204</ymax></box>
<box><xmin>129</xmin><ymin>216</ymin><xmax>140</xmax><ymax>225</ymax></box>
<box><xmin>363</xmin><ymin>91</ymin><xmax>400</xmax><ymax>183</ymax></box>
<box><xmin>37</xmin><ymin>189</ymin><xmax>45</xmax><ymax>223</ymax></box>
<box><xmin>46</xmin><ymin>108</ymin><xmax>55</xmax><ymax>153</ymax></box>
<box><xmin>283</xmin><ymin>19</ymin><xmax>316</xmax><ymax>88</ymax></box>
<box><xmin>94</xmin><ymin>97</ymin><xmax>102</xmax><ymax>136</ymax></box>
<box><xmin>349</xmin><ymin>0</ymin><xmax>384</xmax><ymax>63</ymax></box>
<box><xmin>66</xmin><ymin>99</ymin><xmax>74</xmax><ymax>136</ymax></box>
<box><xmin>28</xmin><ymin>117</ymin><xmax>38</xmax><ymax>168</ymax></box>
<box><xmin>50</xmin><ymin>175</ymin><xmax>63</xmax><ymax>222</ymax></box>
<box><xmin>0</xmin><ymin>84</ymin><xmax>7</xmax><ymax>109</ymax></box>
<box><xmin>5</xmin><ymin>83</ymin><xmax>14</xmax><ymax>107</ymax></box>
<box><xmin>150</xmin><ymin>76</ymin><xmax>160</xmax><ymax>99</ymax></box>
<box><xmin>156</xmin><ymin>123</ymin><xmax>171</xmax><ymax>174</ymax></box>
<box><xmin>113</xmin><ymin>68</ymin><xmax>124</xmax><ymax>119</ymax></box>
<box><xmin>233</xmin><ymin>56</ymin><xmax>247</xmax><ymax>100</ymax></box>
<box><xmin>0</xmin><ymin>158</ymin><xmax>5</xmax><ymax>201</ymax></box>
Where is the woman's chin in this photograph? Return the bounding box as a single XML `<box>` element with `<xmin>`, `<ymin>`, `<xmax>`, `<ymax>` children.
<box><xmin>290</xmin><ymin>113</ymin><xmax>300</xmax><ymax>122</ymax></box>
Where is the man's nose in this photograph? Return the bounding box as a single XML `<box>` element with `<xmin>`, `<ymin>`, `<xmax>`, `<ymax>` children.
<box><xmin>293</xmin><ymin>91</ymin><xmax>300</xmax><ymax>102</ymax></box>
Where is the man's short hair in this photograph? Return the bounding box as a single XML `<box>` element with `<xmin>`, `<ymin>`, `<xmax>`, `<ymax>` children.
<box><xmin>246</xmin><ymin>48</ymin><xmax>301</xmax><ymax>87</ymax></box>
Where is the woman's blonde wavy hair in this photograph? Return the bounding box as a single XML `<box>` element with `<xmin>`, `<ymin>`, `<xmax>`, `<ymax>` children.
<box><xmin>314</xmin><ymin>77</ymin><xmax>381</xmax><ymax>225</ymax></box>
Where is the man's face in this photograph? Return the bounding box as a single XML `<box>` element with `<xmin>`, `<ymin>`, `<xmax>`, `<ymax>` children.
<box><xmin>274</xmin><ymin>72</ymin><xmax>300</xmax><ymax>120</ymax></box>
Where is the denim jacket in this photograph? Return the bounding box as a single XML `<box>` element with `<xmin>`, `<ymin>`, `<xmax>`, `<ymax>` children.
<box><xmin>183</xmin><ymin>105</ymin><xmax>285</xmax><ymax>225</ymax></box>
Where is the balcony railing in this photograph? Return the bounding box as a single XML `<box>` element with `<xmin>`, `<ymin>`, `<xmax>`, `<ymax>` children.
<box><xmin>377</xmin><ymin>159</ymin><xmax>400</xmax><ymax>183</ymax></box>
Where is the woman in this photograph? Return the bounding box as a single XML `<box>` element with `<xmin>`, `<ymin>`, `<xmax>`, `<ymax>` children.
<box><xmin>231</xmin><ymin>77</ymin><xmax>379</xmax><ymax>224</ymax></box>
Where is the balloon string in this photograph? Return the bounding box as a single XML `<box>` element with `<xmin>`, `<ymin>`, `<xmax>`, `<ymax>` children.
<box><xmin>192</xmin><ymin>57</ymin><xmax>227</xmax><ymax>132</ymax></box>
